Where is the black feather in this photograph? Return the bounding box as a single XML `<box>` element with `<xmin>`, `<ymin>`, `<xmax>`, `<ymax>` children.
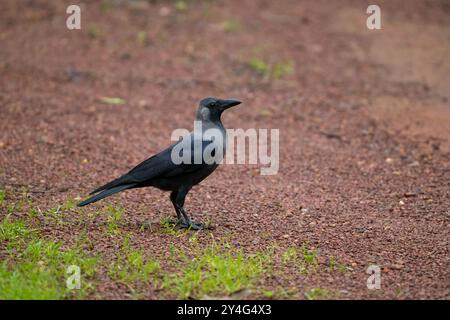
<box><xmin>78</xmin><ymin>184</ymin><xmax>136</xmax><ymax>207</ymax></box>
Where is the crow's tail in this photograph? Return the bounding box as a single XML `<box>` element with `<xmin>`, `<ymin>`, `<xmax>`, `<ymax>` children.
<box><xmin>77</xmin><ymin>183</ymin><xmax>136</xmax><ymax>207</ymax></box>
<box><xmin>89</xmin><ymin>176</ymin><xmax>129</xmax><ymax>195</ymax></box>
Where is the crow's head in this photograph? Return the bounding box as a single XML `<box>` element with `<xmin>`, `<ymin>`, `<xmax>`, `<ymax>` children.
<box><xmin>197</xmin><ymin>97</ymin><xmax>241</xmax><ymax>120</ymax></box>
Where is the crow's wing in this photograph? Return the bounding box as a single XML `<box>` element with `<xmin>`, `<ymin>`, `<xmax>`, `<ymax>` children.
<box><xmin>90</xmin><ymin>133</ymin><xmax>218</xmax><ymax>194</ymax></box>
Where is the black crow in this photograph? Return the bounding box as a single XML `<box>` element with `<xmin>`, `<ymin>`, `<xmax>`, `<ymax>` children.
<box><xmin>77</xmin><ymin>97</ymin><xmax>242</xmax><ymax>230</ymax></box>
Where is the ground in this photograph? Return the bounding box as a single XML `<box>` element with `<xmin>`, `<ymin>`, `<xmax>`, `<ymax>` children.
<box><xmin>0</xmin><ymin>0</ymin><xmax>449</xmax><ymax>299</ymax></box>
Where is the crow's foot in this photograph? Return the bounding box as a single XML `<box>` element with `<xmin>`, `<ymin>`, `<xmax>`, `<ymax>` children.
<box><xmin>168</xmin><ymin>219</ymin><xmax>213</xmax><ymax>230</ymax></box>
<box><xmin>180</xmin><ymin>221</ymin><xmax>203</xmax><ymax>230</ymax></box>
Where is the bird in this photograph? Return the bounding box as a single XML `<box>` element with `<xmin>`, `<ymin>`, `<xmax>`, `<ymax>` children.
<box><xmin>77</xmin><ymin>97</ymin><xmax>242</xmax><ymax>230</ymax></box>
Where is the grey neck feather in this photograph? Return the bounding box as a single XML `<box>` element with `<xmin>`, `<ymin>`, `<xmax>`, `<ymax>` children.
<box><xmin>196</xmin><ymin>107</ymin><xmax>222</xmax><ymax>123</ymax></box>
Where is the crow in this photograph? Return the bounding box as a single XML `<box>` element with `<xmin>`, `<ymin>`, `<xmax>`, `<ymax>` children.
<box><xmin>77</xmin><ymin>97</ymin><xmax>242</xmax><ymax>230</ymax></box>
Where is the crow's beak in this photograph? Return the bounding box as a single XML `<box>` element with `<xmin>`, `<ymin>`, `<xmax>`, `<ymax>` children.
<box><xmin>221</xmin><ymin>99</ymin><xmax>242</xmax><ymax>110</ymax></box>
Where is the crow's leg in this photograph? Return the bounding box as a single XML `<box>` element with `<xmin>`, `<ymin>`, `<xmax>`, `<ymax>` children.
<box><xmin>170</xmin><ymin>187</ymin><xmax>206</xmax><ymax>230</ymax></box>
<box><xmin>178</xmin><ymin>207</ymin><xmax>206</xmax><ymax>230</ymax></box>
<box><xmin>169</xmin><ymin>191</ymin><xmax>182</xmax><ymax>221</ymax></box>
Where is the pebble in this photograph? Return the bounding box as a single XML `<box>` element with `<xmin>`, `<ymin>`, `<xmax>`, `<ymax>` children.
<box><xmin>404</xmin><ymin>192</ymin><xmax>417</xmax><ymax>197</ymax></box>
<box><xmin>392</xmin><ymin>264</ymin><xmax>404</xmax><ymax>270</ymax></box>
<box><xmin>138</xmin><ymin>100</ymin><xmax>149</xmax><ymax>108</ymax></box>
<box><xmin>159</xmin><ymin>6</ymin><xmax>171</xmax><ymax>16</ymax></box>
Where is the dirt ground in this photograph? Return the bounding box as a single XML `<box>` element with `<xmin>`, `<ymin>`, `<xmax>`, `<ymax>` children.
<box><xmin>0</xmin><ymin>0</ymin><xmax>449</xmax><ymax>299</ymax></box>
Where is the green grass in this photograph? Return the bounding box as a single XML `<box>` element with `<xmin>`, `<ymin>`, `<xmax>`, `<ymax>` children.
<box><xmin>105</xmin><ymin>204</ymin><xmax>124</xmax><ymax>235</ymax></box>
<box><xmin>0</xmin><ymin>216</ymin><xmax>100</xmax><ymax>299</ymax></box>
<box><xmin>108</xmin><ymin>234</ymin><xmax>160</xmax><ymax>288</ymax></box>
<box><xmin>304</xmin><ymin>287</ymin><xmax>339</xmax><ymax>300</ymax></box>
<box><xmin>108</xmin><ymin>250</ymin><xmax>160</xmax><ymax>284</ymax></box>
<box><xmin>6</xmin><ymin>202</ymin><xmax>20</xmax><ymax>215</ymax></box>
<box><xmin>21</xmin><ymin>239</ymin><xmax>99</xmax><ymax>277</ymax></box>
<box><xmin>261</xmin><ymin>287</ymin><xmax>297</xmax><ymax>299</ymax></box>
<box><xmin>61</xmin><ymin>197</ymin><xmax>77</xmax><ymax>211</ymax></box>
<box><xmin>247</xmin><ymin>57</ymin><xmax>294</xmax><ymax>79</ymax></box>
<box><xmin>248</xmin><ymin>58</ymin><xmax>270</xmax><ymax>76</ymax></box>
<box><xmin>0</xmin><ymin>189</ymin><xmax>5</xmax><ymax>207</ymax></box>
<box><xmin>159</xmin><ymin>217</ymin><xmax>205</xmax><ymax>236</ymax></box>
<box><xmin>162</xmin><ymin>241</ymin><xmax>271</xmax><ymax>299</ymax></box>
<box><xmin>25</xmin><ymin>197</ymin><xmax>78</xmax><ymax>224</ymax></box>
<box><xmin>0</xmin><ymin>190</ymin><xmax>356</xmax><ymax>299</ymax></box>
<box><xmin>100</xmin><ymin>0</ymin><xmax>113</xmax><ymax>14</ymax></box>
<box><xmin>87</xmin><ymin>26</ymin><xmax>101</xmax><ymax>38</ymax></box>
<box><xmin>175</xmin><ymin>0</ymin><xmax>188</xmax><ymax>11</ymax></box>
<box><xmin>222</xmin><ymin>20</ymin><xmax>240</xmax><ymax>32</ymax></box>
<box><xmin>0</xmin><ymin>262</ymin><xmax>65</xmax><ymax>300</ymax></box>
<box><xmin>28</xmin><ymin>206</ymin><xmax>39</xmax><ymax>218</ymax></box>
<box><xmin>0</xmin><ymin>217</ymin><xmax>32</xmax><ymax>242</ymax></box>
<box><xmin>136</xmin><ymin>31</ymin><xmax>147</xmax><ymax>46</ymax></box>
<box><xmin>272</xmin><ymin>61</ymin><xmax>295</xmax><ymax>79</ymax></box>
<box><xmin>282</xmin><ymin>244</ymin><xmax>319</xmax><ymax>274</ymax></box>
<box><xmin>328</xmin><ymin>256</ymin><xmax>350</xmax><ymax>273</ymax></box>
<box><xmin>43</xmin><ymin>205</ymin><xmax>65</xmax><ymax>225</ymax></box>
<box><xmin>160</xmin><ymin>217</ymin><xmax>183</xmax><ymax>236</ymax></box>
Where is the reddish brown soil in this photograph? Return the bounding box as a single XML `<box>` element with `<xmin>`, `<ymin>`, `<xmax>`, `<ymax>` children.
<box><xmin>0</xmin><ymin>0</ymin><xmax>449</xmax><ymax>299</ymax></box>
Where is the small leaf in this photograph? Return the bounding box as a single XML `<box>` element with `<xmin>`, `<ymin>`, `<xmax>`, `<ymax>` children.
<box><xmin>136</xmin><ymin>31</ymin><xmax>147</xmax><ymax>46</ymax></box>
<box><xmin>175</xmin><ymin>1</ymin><xmax>187</xmax><ymax>11</ymax></box>
<box><xmin>99</xmin><ymin>97</ymin><xmax>126</xmax><ymax>105</ymax></box>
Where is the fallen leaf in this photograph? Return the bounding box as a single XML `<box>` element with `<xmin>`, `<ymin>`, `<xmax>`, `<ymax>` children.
<box><xmin>99</xmin><ymin>96</ymin><xmax>126</xmax><ymax>105</ymax></box>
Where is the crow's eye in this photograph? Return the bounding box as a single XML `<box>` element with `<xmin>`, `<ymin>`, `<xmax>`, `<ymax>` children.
<box><xmin>210</xmin><ymin>102</ymin><xmax>216</xmax><ymax>107</ymax></box>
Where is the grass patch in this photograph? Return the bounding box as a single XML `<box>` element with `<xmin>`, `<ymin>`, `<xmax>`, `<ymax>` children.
<box><xmin>43</xmin><ymin>205</ymin><xmax>65</xmax><ymax>225</ymax></box>
<box><xmin>105</xmin><ymin>204</ymin><xmax>124</xmax><ymax>235</ymax></box>
<box><xmin>304</xmin><ymin>287</ymin><xmax>339</xmax><ymax>300</ymax></box>
<box><xmin>158</xmin><ymin>217</ymin><xmax>207</xmax><ymax>236</ymax></box>
<box><xmin>160</xmin><ymin>217</ymin><xmax>183</xmax><ymax>236</ymax></box>
<box><xmin>175</xmin><ymin>0</ymin><xmax>188</xmax><ymax>11</ymax></box>
<box><xmin>0</xmin><ymin>189</ymin><xmax>5</xmax><ymax>207</ymax></box>
<box><xmin>260</xmin><ymin>287</ymin><xmax>297</xmax><ymax>299</ymax></box>
<box><xmin>61</xmin><ymin>197</ymin><xmax>77</xmax><ymax>211</ymax></box>
<box><xmin>0</xmin><ymin>190</ymin><xmax>353</xmax><ymax>299</ymax></box>
<box><xmin>108</xmin><ymin>235</ymin><xmax>160</xmax><ymax>285</ymax></box>
<box><xmin>162</xmin><ymin>240</ymin><xmax>271</xmax><ymax>299</ymax></box>
<box><xmin>87</xmin><ymin>26</ymin><xmax>101</xmax><ymax>39</ymax></box>
<box><xmin>328</xmin><ymin>256</ymin><xmax>350</xmax><ymax>273</ymax></box>
<box><xmin>108</xmin><ymin>250</ymin><xmax>160</xmax><ymax>284</ymax></box>
<box><xmin>248</xmin><ymin>57</ymin><xmax>270</xmax><ymax>76</ymax></box>
<box><xmin>272</xmin><ymin>61</ymin><xmax>295</xmax><ymax>79</ymax></box>
<box><xmin>0</xmin><ymin>216</ymin><xmax>100</xmax><ymax>299</ymax></box>
<box><xmin>136</xmin><ymin>31</ymin><xmax>147</xmax><ymax>46</ymax></box>
<box><xmin>100</xmin><ymin>0</ymin><xmax>113</xmax><ymax>14</ymax></box>
<box><xmin>222</xmin><ymin>20</ymin><xmax>240</xmax><ymax>32</ymax></box>
<box><xmin>282</xmin><ymin>244</ymin><xmax>319</xmax><ymax>274</ymax></box>
<box><xmin>247</xmin><ymin>57</ymin><xmax>294</xmax><ymax>79</ymax></box>
<box><xmin>25</xmin><ymin>197</ymin><xmax>79</xmax><ymax>224</ymax></box>
<box><xmin>0</xmin><ymin>217</ymin><xmax>32</xmax><ymax>242</ymax></box>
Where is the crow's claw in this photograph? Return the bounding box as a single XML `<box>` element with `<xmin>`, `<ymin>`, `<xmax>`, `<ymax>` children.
<box><xmin>169</xmin><ymin>219</ymin><xmax>213</xmax><ymax>230</ymax></box>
